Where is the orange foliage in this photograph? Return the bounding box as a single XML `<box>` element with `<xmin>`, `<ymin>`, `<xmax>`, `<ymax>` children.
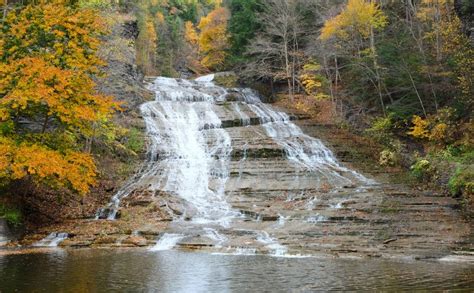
<box><xmin>0</xmin><ymin>137</ymin><xmax>96</xmax><ymax>195</ymax></box>
<box><xmin>0</xmin><ymin>57</ymin><xmax>117</xmax><ymax>135</ymax></box>
<box><xmin>0</xmin><ymin>0</ymin><xmax>118</xmax><ymax>194</ymax></box>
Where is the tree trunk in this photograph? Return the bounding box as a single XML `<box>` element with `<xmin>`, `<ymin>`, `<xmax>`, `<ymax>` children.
<box><xmin>370</xmin><ymin>25</ymin><xmax>386</xmax><ymax>116</ymax></box>
<box><xmin>406</xmin><ymin>66</ymin><xmax>427</xmax><ymax>117</ymax></box>
<box><xmin>283</xmin><ymin>34</ymin><xmax>293</xmax><ymax>101</ymax></box>
<box><xmin>3</xmin><ymin>0</ymin><xmax>7</xmax><ymax>20</ymax></box>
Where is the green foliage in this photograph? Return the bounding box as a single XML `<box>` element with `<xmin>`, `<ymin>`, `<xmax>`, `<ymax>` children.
<box><xmin>0</xmin><ymin>204</ymin><xmax>22</xmax><ymax>227</ymax></box>
<box><xmin>448</xmin><ymin>165</ymin><xmax>474</xmax><ymax>197</ymax></box>
<box><xmin>410</xmin><ymin>158</ymin><xmax>433</xmax><ymax>181</ymax></box>
<box><xmin>365</xmin><ymin>115</ymin><xmax>395</xmax><ymax>146</ymax></box>
<box><xmin>135</xmin><ymin>0</ymin><xmax>222</xmax><ymax>75</ymax></box>
<box><xmin>125</xmin><ymin>127</ymin><xmax>144</xmax><ymax>154</ymax></box>
<box><xmin>379</xmin><ymin>149</ymin><xmax>397</xmax><ymax>167</ymax></box>
<box><xmin>460</xmin><ymin>0</ymin><xmax>474</xmax><ymax>14</ymax></box>
<box><xmin>447</xmin><ymin>147</ymin><xmax>474</xmax><ymax>164</ymax></box>
<box><xmin>228</xmin><ymin>0</ymin><xmax>261</xmax><ymax>60</ymax></box>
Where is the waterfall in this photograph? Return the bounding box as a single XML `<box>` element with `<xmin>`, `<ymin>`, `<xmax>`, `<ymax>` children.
<box><xmin>99</xmin><ymin>74</ymin><xmax>374</xmax><ymax>256</ymax></box>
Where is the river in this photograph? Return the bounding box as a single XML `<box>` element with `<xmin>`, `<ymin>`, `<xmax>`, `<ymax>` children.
<box><xmin>1</xmin><ymin>249</ymin><xmax>473</xmax><ymax>291</ymax></box>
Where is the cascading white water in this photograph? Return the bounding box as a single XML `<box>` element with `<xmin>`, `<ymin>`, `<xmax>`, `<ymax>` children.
<box><xmin>150</xmin><ymin>233</ymin><xmax>185</xmax><ymax>251</ymax></box>
<box><xmin>100</xmin><ymin>76</ymin><xmax>236</xmax><ymax>223</ymax></box>
<box><xmin>256</xmin><ymin>231</ymin><xmax>288</xmax><ymax>256</ymax></box>
<box><xmin>100</xmin><ymin>74</ymin><xmax>374</xmax><ymax>256</ymax></box>
<box><xmin>242</xmin><ymin>91</ymin><xmax>373</xmax><ymax>186</ymax></box>
<box><xmin>33</xmin><ymin>232</ymin><xmax>68</xmax><ymax>247</ymax></box>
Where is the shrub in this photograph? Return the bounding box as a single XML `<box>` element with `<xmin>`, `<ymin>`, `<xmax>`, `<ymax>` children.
<box><xmin>448</xmin><ymin>166</ymin><xmax>474</xmax><ymax>197</ymax></box>
<box><xmin>407</xmin><ymin>108</ymin><xmax>456</xmax><ymax>146</ymax></box>
<box><xmin>379</xmin><ymin>149</ymin><xmax>397</xmax><ymax>166</ymax></box>
<box><xmin>125</xmin><ymin>127</ymin><xmax>144</xmax><ymax>154</ymax></box>
<box><xmin>410</xmin><ymin>158</ymin><xmax>433</xmax><ymax>181</ymax></box>
<box><xmin>365</xmin><ymin>114</ymin><xmax>394</xmax><ymax>146</ymax></box>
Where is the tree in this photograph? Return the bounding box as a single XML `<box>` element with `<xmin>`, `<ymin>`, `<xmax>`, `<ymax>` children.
<box><xmin>136</xmin><ymin>5</ymin><xmax>158</xmax><ymax>75</ymax></box>
<box><xmin>320</xmin><ymin>0</ymin><xmax>387</xmax><ymax>42</ymax></box>
<box><xmin>0</xmin><ymin>0</ymin><xmax>119</xmax><ymax>194</ymax></box>
<box><xmin>320</xmin><ymin>0</ymin><xmax>388</xmax><ymax>115</ymax></box>
<box><xmin>197</xmin><ymin>6</ymin><xmax>230</xmax><ymax>70</ymax></box>
<box><xmin>244</xmin><ymin>0</ymin><xmax>309</xmax><ymax>99</ymax></box>
<box><xmin>228</xmin><ymin>0</ymin><xmax>261</xmax><ymax>60</ymax></box>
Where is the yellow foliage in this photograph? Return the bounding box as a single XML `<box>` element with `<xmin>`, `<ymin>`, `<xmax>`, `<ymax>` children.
<box><xmin>184</xmin><ymin>21</ymin><xmax>199</xmax><ymax>46</ymax></box>
<box><xmin>408</xmin><ymin>115</ymin><xmax>430</xmax><ymax>139</ymax></box>
<box><xmin>416</xmin><ymin>0</ymin><xmax>449</xmax><ymax>22</ymax></box>
<box><xmin>430</xmin><ymin>123</ymin><xmax>448</xmax><ymax>142</ymax></box>
<box><xmin>320</xmin><ymin>0</ymin><xmax>387</xmax><ymax>41</ymax></box>
<box><xmin>408</xmin><ymin>110</ymin><xmax>455</xmax><ymax>145</ymax></box>
<box><xmin>156</xmin><ymin>12</ymin><xmax>165</xmax><ymax>24</ymax></box>
<box><xmin>0</xmin><ymin>57</ymin><xmax>118</xmax><ymax>135</ymax></box>
<box><xmin>136</xmin><ymin>17</ymin><xmax>158</xmax><ymax>75</ymax></box>
<box><xmin>197</xmin><ymin>7</ymin><xmax>230</xmax><ymax>70</ymax></box>
<box><xmin>299</xmin><ymin>61</ymin><xmax>329</xmax><ymax>100</ymax></box>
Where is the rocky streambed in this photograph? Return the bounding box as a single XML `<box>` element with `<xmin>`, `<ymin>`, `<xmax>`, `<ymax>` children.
<box><xmin>5</xmin><ymin>76</ymin><xmax>473</xmax><ymax>262</ymax></box>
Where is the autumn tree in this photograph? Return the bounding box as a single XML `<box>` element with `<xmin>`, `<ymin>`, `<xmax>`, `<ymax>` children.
<box><xmin>196</xmin><ymin>6</ymin><xmax>230</xmax><ymax>70</ymax></box>
<box><xmin>0</xmin><ymin>0</ymin><xmax>119</xmax><ymax>194</ymax></box>
<box><xmin>134</xmin><ymin>0</ymin><xmax>223</xmax><ymax>76</ymax></box>
<box><xmin>320</xmin><ymin>0</ymin><xmax>388</xmax><ymax>115</ymax></box>
<box><xmin>136</xmin><ymin>0</ymin><xmax>158</xmax><ymax>75</ymax></box>
<box><xmin>184</xmin><ymin>20</ymin><xmax>207</xmax><ymax>73</ymax></box>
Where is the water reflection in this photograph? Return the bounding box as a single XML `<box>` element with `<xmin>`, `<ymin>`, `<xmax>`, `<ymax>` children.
<box><xmin>0</xmin><ymin>249</ymin><xmax>473</xmax><ymax>292</ymax></box>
